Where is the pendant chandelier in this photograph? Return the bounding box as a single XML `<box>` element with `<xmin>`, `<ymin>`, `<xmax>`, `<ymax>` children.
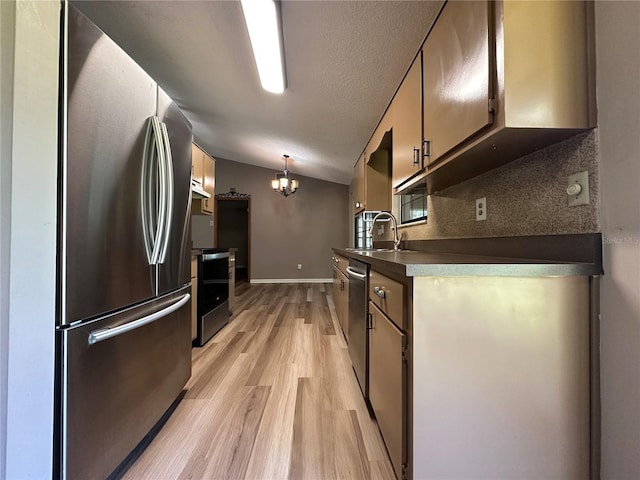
<box><xmin>271</xmin><ymin>154</ymin><xmax>299</xmax><ymax>197</ymax></box>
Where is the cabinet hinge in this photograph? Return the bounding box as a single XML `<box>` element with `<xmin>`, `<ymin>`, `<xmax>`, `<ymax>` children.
<box><xmin>402</xmin><ymin>463</ymin><xmax>408</xmax><ymax>480</ymax></box>
<box><xmin>402</xmin><ymin>345</ymin><xmax>408</xmax><ymax>363</ymax></box>
<box><xmin>488</xmin><ymin>98</ymin><xmax>497</xmax><ymax>114</ymax></box>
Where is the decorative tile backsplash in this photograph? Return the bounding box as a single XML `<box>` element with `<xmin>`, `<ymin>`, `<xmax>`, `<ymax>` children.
<box><xmin>388</xmin><ymin>130</ymin><xmax>599</xmax><ymax>241</ymax></box>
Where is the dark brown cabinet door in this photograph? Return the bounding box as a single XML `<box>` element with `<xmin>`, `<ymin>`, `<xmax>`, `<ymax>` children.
<box><xmin>391</xmin><ymin>53</ymin><xmax>423</xmax><ymax>189</ymax></box>
<box><xmin>368</xmin><ymin>301</ymin><xmax>406</xmax><ymax>480</ymax></box>
<box><xmin>423</xmin><ymin>0</ymin><xmax>493</xmax><ymax>166</ymax></box>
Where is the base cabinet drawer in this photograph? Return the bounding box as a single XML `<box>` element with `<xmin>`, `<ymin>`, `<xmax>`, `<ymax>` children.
<box><xmin>369</xmin><ymin>301</ymin><xmax>406</xmax><ymax>480</ymax></box>
<box><xmin>370</xmin><ymin>269</ymin><xmax>405</xmax><ymax>329</ymax></box>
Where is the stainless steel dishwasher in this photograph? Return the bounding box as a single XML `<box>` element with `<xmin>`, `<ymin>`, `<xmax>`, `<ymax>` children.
<box><xmin>346</xmin><ymin>258</ymin><xmax>369</xmax><ymax>398</ymax></box>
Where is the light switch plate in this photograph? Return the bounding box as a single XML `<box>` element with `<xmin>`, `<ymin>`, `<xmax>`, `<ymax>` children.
<box><xmin>476</xmin><ymin>197</ymin><xmax>487</xmax><ymax>221</ymax></box>
<box><xmin>568</xmin><ymin>171</ymin><xmax>589</xmax><ymax>206</ymax></box>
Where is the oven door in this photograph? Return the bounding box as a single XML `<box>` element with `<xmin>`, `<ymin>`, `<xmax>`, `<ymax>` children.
<box><xmin>196</xmin><ymin>251</ymin><xmax>230</xmax><ymax>346</ymax></box>
<box><xmin>199</xmin><ymin>251</ymin><xmax>230</xmax><ymax>312</ymax></box>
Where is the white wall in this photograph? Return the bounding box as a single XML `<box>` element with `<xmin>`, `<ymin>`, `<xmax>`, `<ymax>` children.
<box><xmin>0</xmin><ymin>1</ymin><xmax>17</xmax><ymax>477</ymax></box>
<box><xmin>4</xmin><ymin>1</ymin><xmax>60</xmax><ymax>478</ymax></box>
<box><xmin>596</xmin><ymin>2</ymin><xmax>640</xmax><ymax>478</ymax></box>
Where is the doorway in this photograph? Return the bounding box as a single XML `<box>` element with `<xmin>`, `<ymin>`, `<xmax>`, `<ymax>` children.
<box><xmin>215</xmin><ymin>196</ymin><xmax>251</xmax><ymax>283</ymax></box>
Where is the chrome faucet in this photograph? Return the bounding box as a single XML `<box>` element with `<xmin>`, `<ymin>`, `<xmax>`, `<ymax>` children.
<box><xmin>368</xmin><ymin>212</ymin><xmax>402</xmax><ymax>250</ymax></box>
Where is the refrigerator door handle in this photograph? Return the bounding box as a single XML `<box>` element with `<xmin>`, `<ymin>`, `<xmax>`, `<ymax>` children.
<box><xmin>141</xmin><ymin>116</ymin><xmax>167</xmax><ymax>266</ymax></box>
<box><xmin>152</xmin><ymin>116</ymin><xmax>168</xmax><ymax>265</ymax></box>
<box><xmin>141</xmin><ymin>118</ymin><xmax>156</xmax><ymax>264</ymax></box>
<box><xmin>158</xmin><ymin>121</ymin><xmax>174</xmax><ymax>264</ymax></box>
<box><xmin>87</xmin><ymin>293</ymin><xmax>191</xmax><ymax>345</ymax></box>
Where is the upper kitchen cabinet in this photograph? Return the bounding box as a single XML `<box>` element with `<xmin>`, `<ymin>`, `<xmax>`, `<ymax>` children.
<box><xmin>366</xmin><ymin>109</ymin><xmax>393</xmax><ymax>213</ymax></box>
<box><xmin>353</xmin><ymin>153</ymin><xmax>366</xmax><ymax>214</ymax></box>
<box><xmin>391</xmin><ymin>52</ymin><xmax>423</xmax><ymax>190</ymax></box>
<box><xmin>423</xmin><ymin>0</ymin><xmax>493</xmax><ymax>169</ymax></box>
<box><xmin>192</xmin><ymin>143</ymin><xmax>216</xmax><ymax>215</ymax></box>
<box><xmin>353</xmin><ymin>111</ymin><xmax>393</xmax><ymax>215</ymax></box>
<box><xmin>395</xmin><ymin>0</ymin><xmax>596</xmax><ymax>194</ymax></box>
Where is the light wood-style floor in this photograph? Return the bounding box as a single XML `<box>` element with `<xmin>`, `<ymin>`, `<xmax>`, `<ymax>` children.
<box><xmin>123</xmin><ymin>283</ymin><xmax>396</xmax><ymax>480</ymax></box>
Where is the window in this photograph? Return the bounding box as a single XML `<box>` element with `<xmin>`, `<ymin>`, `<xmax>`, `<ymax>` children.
<box><xmin>400</xmin><ymin>193</ymin><xmax>427</xmax><ymax>224</ymax></box>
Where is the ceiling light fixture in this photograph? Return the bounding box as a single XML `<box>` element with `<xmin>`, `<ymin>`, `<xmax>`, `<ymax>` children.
<box><xmin>240</xmin><ymin>0</ymin><xmax>287</xmax><ymax>94</ymax></box>
<box><xmin>271</xmin><ymin>155</ymin><xmax>299</xmax><ymax>197</ymax></box>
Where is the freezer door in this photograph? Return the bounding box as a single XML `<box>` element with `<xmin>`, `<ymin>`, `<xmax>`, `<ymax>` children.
<box><xmin>156</xmin><ymin>87</ymin><xmax>193</xmax><ymax>294</ymax></box>
<box><xmin>63</xmin><ymin>6</ymin><xmax>157</xmax><ymax>324</ymax></box>
<box><xmin>60</xmin><ymin>286</ymin><xmax>192</xmax><ymax>480</ymax></box>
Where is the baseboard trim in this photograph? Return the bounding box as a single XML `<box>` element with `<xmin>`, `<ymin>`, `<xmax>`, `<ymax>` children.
<box><xmin>250</xmin><ymin>278</ymin><xmax>332</xmax><ymax>284</ymax></box>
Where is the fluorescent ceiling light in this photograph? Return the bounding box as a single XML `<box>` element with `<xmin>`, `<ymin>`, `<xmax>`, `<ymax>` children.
<box><xmin>241</xmin><ymin>0</ymin><xmax>286</xmax><ymax>94</ymax></box>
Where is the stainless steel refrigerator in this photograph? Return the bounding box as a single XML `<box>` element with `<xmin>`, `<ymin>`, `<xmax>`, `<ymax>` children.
<box><xmin>56</xmin><ymin>5</ymin><xmax>193</xmax><ymax>479</ymax></box>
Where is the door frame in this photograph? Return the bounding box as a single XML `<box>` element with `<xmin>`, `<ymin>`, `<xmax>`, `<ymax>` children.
<box><xmin>214</xmin><ymin>196</ymin><xmax>251</xmax><ymax>282</ymax></box>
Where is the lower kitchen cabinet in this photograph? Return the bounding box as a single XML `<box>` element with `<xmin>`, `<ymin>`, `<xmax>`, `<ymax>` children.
<box><xmin>190</xmin><ymin>254</ymin><xmax>198</xmax><ymax>341</ymax></box>
<box><xmin>368</xmin><ymin>301</ymin><xmax>407</xmax><ymax>480</ymax></box>
<box><xmin>332</xmin><ymin>265</ymin><xmax>349</xmax><ymax>340</ymax></box>
<box><xmin>332</xmin><ymin>254</ymin><xmax>350</xmax><ymax>340</ymax></box>
<box><xmin>333</xmin><ymin>246</ymin><xmax>597</xmax><ymax>480</ymax></box>
<box><xmin>411</xmin><ymin>275</ymin><xmax>592</xmax><ymax>478</ymax></box>
<box><xmin>228</xmin><ymin>251</ymin><xmax>235</xmax><ymax>312</ymax></box>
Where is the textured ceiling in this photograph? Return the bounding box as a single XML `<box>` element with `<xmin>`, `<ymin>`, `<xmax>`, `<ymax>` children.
<box><xmin>73</xmin><ymin>1</ymin><xmax>444</xmax><ymax>185</ymax></box>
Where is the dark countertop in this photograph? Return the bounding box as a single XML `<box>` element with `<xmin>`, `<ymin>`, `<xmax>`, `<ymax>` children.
<box><xmin>332</xmin><ymin>247</ymin><xmax>601</xmax><ymax>277</ymax></box>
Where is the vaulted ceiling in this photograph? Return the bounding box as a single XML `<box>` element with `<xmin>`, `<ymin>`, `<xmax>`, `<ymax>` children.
<box><xmin>73</xmin><ymin>1</ymin><xmax>443</xmax><ymax>185</ymax></box>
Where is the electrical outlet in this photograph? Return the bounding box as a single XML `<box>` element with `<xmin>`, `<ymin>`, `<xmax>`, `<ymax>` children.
<box><xmin>377</xmin><ymin>225</ymin><xmax>384</xmax><ymax>235</ymax></box>
<box><xmin>567</xmin><ymin>171</ymin><xmax>589</xmax><ymax>206</ymax></box>
<box><xmin>297</xmin><ymin>264</ymin><xmax>302</xmax><ymax>270</ymax></box>
<box><xmin>476</xmin><ymin>197</ymin><xmax>487</xmax><ymax>221</ymax></box>
<box><xmin>209</xmin><ymin>220</ymin><xmax>214</xmax><ymax>227</ymax></box>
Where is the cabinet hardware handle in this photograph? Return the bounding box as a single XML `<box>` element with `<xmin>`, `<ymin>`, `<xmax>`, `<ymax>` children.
<box><xmin>367</xmin><ymin>312</ymin><xmax>375</xmax><ymax>329</ymax></box>
<box><xmin>413</xmin><ymin>147</ymin><xmax>420</xmax><ymax>166</ymax></box>
<box><xmin>423</xmin><ymin>139</ymin><xmax>431</xmax><ymax>158</ymax></box>
<box><xmin>374</xmin><ymin>286</ymin><xmax>386</xmax><ymax>299</ymax></box>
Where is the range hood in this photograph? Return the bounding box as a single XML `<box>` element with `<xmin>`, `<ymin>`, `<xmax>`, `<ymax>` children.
<box><xmin>191</xmin><ymin>180</ymin><xmax>211</xmax><ymax>199</ymax></box>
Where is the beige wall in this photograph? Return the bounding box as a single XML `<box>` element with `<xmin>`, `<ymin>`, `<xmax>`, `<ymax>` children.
<box><xmin>0</xmin><ymin>1</ymin><xmax>16</xmax><ymax>476</ymax></box>
<box><xmin>595</xmin><ymin>2</ymin><xmax>640</xmax><ymax>478</ymax></box>
<box><xmin>4</xmin><ymin>1</ymin><xmax>59</xmax><ymax>477</ymax></box>
<box><xmin>214</xmin><ymin>158</ymin><xmax>349</xmax><ymax>280</ymax></box>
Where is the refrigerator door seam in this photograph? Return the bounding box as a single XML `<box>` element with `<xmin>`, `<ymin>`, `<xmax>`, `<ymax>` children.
<box><xmin>87</xmin><ymin>292</ymin><xmax>190</xmax><ymax>345</ymax></box>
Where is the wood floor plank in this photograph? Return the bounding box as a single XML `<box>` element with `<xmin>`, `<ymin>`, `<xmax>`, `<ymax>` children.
<box><xmin>329</xmin><ymin>410</ymin><xmax>371</xmax><ymax>480</ymax></box>
<box><xmin>289</xmin><ymin>377</ymin><xmax>325</xmax><ymax>479</ymax></box>
<box><xmin>198</xmin><ymin>386</ymin><xmax>271</xmax><ymax>480</ymax></box>
<box><xmin>185</xmin><ymin>331</ymin><xmax>254</xmax><ymax>399</ymax></box>
<box><xmin>121</xmin><ymin>399</ymin><xmax>210</xmax><ymax>479</ymax></box>
<box><xmin>122</xmin><ymin>283</ymin><xmax>396</xmax><ymax>480</ymax></box>
<box><xmin>176</xmin><ymin>354</ymin><xmax>259</xmax><ymax>479</ymax></box>
<box><xmin>244</xmin><ymin>363</ymin><xmax>299</xmax><ymax>480</ymax></box>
